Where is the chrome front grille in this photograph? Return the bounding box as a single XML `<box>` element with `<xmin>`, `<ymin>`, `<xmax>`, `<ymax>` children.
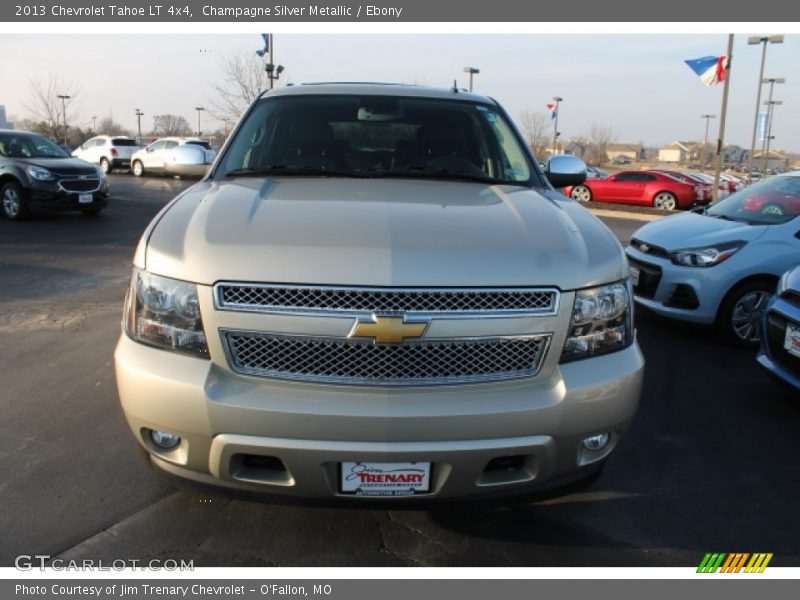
<box><xmin>222</xmin><ymin>330</ymin><xmax>551</xmax><ymax>386</ymax></box>
<box><xmin>215</xmin><ymin>283</ymin><xmax>558</xmax><ymax>315</ymax></box>
<box><xmin>58</xmin><ymin>178</ymin><xmax>101</xmax><ymax>193</ymax></box>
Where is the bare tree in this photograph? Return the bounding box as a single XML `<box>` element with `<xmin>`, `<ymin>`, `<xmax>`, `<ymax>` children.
<box><xmin>24</xmin><ymin>75</ymin><xmax>80</xmax><ymax>142</ymax></box>
<box><xmin>207</xmin><ymin>51</ymin><xmax>268</xmax><ymax>122</ymax></box>
<box><xmin>97</xmin><ymin>116</ymin><xmax>132</xmax><ymax>137</ymax></box>
<box><xmin>153</xmin><ymin>114</ymin><xmax>193</xmax><ymax>137</ymax></box>
<box><xmin>517</xmin><ymin>110</ymin><xmax>552</xmax><ymax>160</ymax></box>
<box><xmin>586</xmin><ymin>125</ymin><xmax>614</xmax><ymax>166</ymax></box>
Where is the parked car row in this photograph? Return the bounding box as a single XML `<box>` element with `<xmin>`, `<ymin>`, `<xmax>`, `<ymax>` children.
<box><xmin>71</xmin><ymin>134</ymin><xmax>216</xmax><ymax>177</ymax></box>
<box><xmin>564</xmin><ymin>168</ymin><xmax>749</xmax><ymax>211</ymax></box>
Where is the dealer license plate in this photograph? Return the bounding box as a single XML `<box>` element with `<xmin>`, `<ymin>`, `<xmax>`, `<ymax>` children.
<box><xmin>340</xmin><ymin>461</ymin><xmax>431</xmax><ymax>496</ymax></box>
<box><xmin>784</xmin><ymin>323</ymin><xmax>800</xmax><ymax>358</ymax></box>
<box><xmin>78</xmin><ymin>193</ymin><xmax>93</xmax><ymax>204</ymax></box>
<box><xmin>630</xmin><ymin>266</ymin><xmax>640</xmax><ymax>287</ymax></box>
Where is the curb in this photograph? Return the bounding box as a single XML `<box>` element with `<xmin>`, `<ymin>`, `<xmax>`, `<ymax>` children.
<box><xmin>588</xmin><ymin>208</ymin><xmax>665</xmax><ymax>222</ymax></box>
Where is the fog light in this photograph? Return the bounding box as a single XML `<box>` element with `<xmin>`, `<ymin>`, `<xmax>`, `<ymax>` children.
<box><xmin>582</xmin><ymin>433</ymin><xmax>610</xmax><ymax>452</ymax></box>
<box><xmin>150</xmin><ymin>430</ymin><xmax>181</xmax><ymax>450</ymax></box>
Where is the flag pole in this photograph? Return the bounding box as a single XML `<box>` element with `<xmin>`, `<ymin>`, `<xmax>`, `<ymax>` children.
<box><xmin>269</xmin><ymin>34</ymin><xmax>275</xmax><ymax>90</ymax></box>
<box><xmin>712</xmin><ymin>33</ymin><xmax>734</xmax><ymax>203</ymax></box>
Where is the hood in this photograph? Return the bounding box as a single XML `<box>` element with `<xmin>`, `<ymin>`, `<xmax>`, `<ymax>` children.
<box><xmin>144</xmin><ymin>178</ymin><xmax>626</xmax><ymax>289</ymax></box>
<box><xmin>632</xmin><ymin>211</ymin><xmax>768</xmax><ymax>250</ymax></box>
<box><xmin>19</xmin><ymin>157</ymin><xmax>98</xmax><ymax>176</ymax></box>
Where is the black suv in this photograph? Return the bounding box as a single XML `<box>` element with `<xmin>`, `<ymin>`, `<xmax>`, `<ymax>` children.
<box><xmin>0</xmin><ymin>130</ymin><xmax>110</xmax><ymax>220</ymax></box>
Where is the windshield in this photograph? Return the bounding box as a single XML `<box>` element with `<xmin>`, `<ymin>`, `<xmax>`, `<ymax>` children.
<box><xmin>0</xmin><ymin>133</ymin><xmax>69</xmax><ymax>158</ymax></box>
<box><xmin>217</xmin><ymin>94</ymin><xmax>536</xmax><ymax>185</ymax></box>
<box><xmin>707</xmin><ymin>175</ymin><xmax>800</xmax><ymax>224</ymax></box>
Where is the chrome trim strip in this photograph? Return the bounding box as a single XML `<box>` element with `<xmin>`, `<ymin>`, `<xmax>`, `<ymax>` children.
<box><xmin>213</xmin><ymin>282</ymin><xmax>561</xmax><ymax>318</ymax></box>
<box><xmin>219</xmin><ymin>328</ymin><xmax>553</xmax><ymax>387</ymax></box>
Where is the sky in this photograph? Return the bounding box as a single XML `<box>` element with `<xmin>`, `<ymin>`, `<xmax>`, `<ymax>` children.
<box><xmin>2</xmin><ymin>33</ymin><xmax>798</xmax><ymax>152</ymax></box>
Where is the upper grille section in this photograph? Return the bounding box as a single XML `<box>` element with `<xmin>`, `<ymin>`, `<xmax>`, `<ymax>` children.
<box><xmin>215</xmin><ymin>283</ymin><xmax>559</xmax><ymax>315</ymax></box>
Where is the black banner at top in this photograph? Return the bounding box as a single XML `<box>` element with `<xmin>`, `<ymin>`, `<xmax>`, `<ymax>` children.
<box><xmin>3</xmin><ymin>0</ymin><xmax>799</xmax><ymax>22</ymax></box>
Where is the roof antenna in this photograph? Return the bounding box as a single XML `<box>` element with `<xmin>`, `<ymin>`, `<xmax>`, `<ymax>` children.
<box><xmin>451</xmin><ymin>79</ymin><xmax>459</xmax><ymax>93</ymax></box>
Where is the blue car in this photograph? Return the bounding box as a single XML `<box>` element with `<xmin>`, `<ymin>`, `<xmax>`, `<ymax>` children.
<box><xmin>757</xmin><ymin>266</ymin><xmax>800</xmax><ymax>390</ymax></box>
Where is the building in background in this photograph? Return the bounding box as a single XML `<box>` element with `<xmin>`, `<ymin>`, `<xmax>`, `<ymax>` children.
<box><xmin>0</xmin><ymin>106</ymin><xmax>14</xmax><ymax>129</ymax></box>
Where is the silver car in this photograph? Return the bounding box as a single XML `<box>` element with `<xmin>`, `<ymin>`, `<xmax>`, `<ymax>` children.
<box><xmin>115</xmin><ymin>83</ymin><xmax>643</xmax><ymax>502</ymax></box>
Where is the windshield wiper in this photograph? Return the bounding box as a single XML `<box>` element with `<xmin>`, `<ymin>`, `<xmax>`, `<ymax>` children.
<box><xmin>224</xmin><ymin>165</ymin><xmax>364</xmax><ymax>178</ymax></box>
<box><xmin>368</xmin><ymin>166</ymin><xmax>504</xmax><ymax>185</ymax></box>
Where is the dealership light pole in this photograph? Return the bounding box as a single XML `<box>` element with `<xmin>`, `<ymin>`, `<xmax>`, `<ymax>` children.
<box><xmin>57</xmin><ymin>94</ymin><xmax>70</xmax><ymax>147</ymax></box>
<box><xmin>551</xmin><ymin>96</ymin><xmax>563</xmax><ymax>155</ymax></box>
<box><xmin>747</xmin><ymin>35</ymin><xmax>783</xmax><ymax>176</ymax></box>
<box><xmin>463</xmin><ymin>67</ymin><xmax>480</xmax><ymax>92</ymax></box>
<box><xmin>264</xmin><ymin>34</ymin><xmax>285</xmax><ymax>90</ymax></box>
<box><xmin>152</xmin><ymin>115</ymin><xmax>160</xmax><ymax>136</ymax></box>
<box><xmin>194</xmin><ymin>106</ymin><xmax>204</xmax><ymax>136</ymax></box>
<box><xmin>759</xmin><ymin>77</ymin><xmax>785</xmax><ymax>172</ymax></box>
<box><xmin>763</xmin><ymin>99</ymin><xmax>783</xmax><ymax>173</ymax></box>
<box><xmin>135</xmin><ymin>108</ymin><xmax>144</xmax><ymax>143</ymax></box>
<box><xmin>701</xmin><ymin>114</ymin><xmax>716</xmax><ymax>167</ymax></box>
<box><xmin>91</xmin><ymin>115</ymin><xmax>97</xmax><ymax>133</ymax></box>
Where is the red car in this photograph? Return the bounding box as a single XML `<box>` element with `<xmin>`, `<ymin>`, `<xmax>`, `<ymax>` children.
<box><xmin>564</xmin><ymin>170</ymin><xmax>704</xmax><ymax>210</ymax></box>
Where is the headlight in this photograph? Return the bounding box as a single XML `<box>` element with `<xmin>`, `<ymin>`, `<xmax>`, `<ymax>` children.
<box><xmin>561</xmin><ymin>281</ymin><xmax>633</xmax><ymax>362</ymax></box>
<box><xmin>26</xmin><ymin>166</ymin><xmax>55</xmax><ymax>181</ymax></box>
<box><xmin>95</xmin><ymin>166</ymin><xmax>106</xmax><ymax>179</ymax></box>
<box><xmin>668</xmin><ymin>241</ymin><xmax>746</xmax><ymax>267</ymax></box>
<box><xmin>124</xmin><ymin>268</ymin><xmax>208</xmax><ymax>357</ymax></box>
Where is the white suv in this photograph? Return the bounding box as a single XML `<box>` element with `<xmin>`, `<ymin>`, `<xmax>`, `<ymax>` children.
<box><xmin>72</xmin><ymin>135</ymin><xmax>140</xmax><ymax>174</ymax></box>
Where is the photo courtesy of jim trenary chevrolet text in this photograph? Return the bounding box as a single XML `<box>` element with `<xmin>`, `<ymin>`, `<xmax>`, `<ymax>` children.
<box><xmin>1</xmin><ymin>0</ymin><xmax>800</xmax><ymax>596</ymax></box>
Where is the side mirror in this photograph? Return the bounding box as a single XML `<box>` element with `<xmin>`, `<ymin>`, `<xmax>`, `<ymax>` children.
<box><xmin>146</xmin><ymin>147</ymin><xmax>153</xmax><ymax>153</ymax></box>
<box><xmin>545</xmin><ymin>155</ymin><xmax>587</xmax><ymax>189</ymax></box>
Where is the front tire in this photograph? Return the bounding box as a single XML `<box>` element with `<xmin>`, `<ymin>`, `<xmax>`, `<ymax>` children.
<box><xmin>1</xmin><ymin>181</ymin><xmax>28</xmax><ymax>221</ymax></box>
<box><xmin>100</xmin><ymin>157</ymin><xmax>111</xmax><ymax>174</ymax></box>
<box><xmin>653</xmin><ymin>192</ymin><xmax>677</xmax><ymax>211</ymax></box>
<box><xmin>571</xmin><ymin>185</ymin><xmax>592</xmax><ymax>203</ymax></box>
<box><xmin>132</xmin><ymin>160</ymin><xmax>145</xmax><ymax>177</ymax></box>
<box><xmin>716</xmin><ymin>278</ymin><xmax>776</xmax><ymax>347</ymax></box>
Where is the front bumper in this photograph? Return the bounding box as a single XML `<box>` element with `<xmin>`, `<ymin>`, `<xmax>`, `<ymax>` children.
<box><xmin>757</xmin><ymin>296</ymin><xmax>800</xmax><ymax>391</ymax></box>
<box><xmin>115</xmin><ymin>334</ymin><xmax>643</xmax><ymax>501</ymax></box>
<box><xmin>28</xmin><ymin>179</ymin><xmax>110</xmax><ymax>212</ymax></box>
<box><xmin>626</xmin><ymin>246</ymin><xmax>733</xmax><ymax>325</ymax></box>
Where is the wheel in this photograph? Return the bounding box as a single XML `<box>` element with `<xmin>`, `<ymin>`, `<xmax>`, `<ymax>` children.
<box><xmin>81</xmin><ymin>207</ymin><xmax>103</xmax><ymax>216</ymax></box>
<box><xmin>570</xmin><ymin>185</ymin><xmax>592</xmax><ymax>203</ymax></box>
<box><xmin>716</xmin><ymin>278</ymin><xmax>776</xmax><ymax>347</ymax></box>
<box><xmin>760</xmin><ymin>203</ymin><xmax>785</xmax><ymax>216</ymax></box>
<box><xmin>653</xmin><ymin>192</ymin><xmax>677</xmax><ymax>211</ymax></box>
<box><xmin>132</xmin><ymin>160</ymin><xmax>144</xmax><ymax>177</ymax></box>
<box><xmin>99</xmin><ymin>157</ymin><xmax>111</xmax><ymax>174</ymax></box>
<box><xmin>1</xmin><ymin>181</ymin><xmax>28</xmax><ymax>221</ymax></box>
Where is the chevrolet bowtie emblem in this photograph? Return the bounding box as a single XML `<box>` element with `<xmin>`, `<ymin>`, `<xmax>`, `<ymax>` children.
<box><xmin>349</xmin><ymin>315</ymin><xmax>428</xmax><ymax>344</ymax></box>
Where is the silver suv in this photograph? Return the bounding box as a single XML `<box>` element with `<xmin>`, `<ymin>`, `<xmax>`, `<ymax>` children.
<box><xmin>115</xmin><ymin>83</ymin><xmax>643</xmax><ymax>502</ymax></box>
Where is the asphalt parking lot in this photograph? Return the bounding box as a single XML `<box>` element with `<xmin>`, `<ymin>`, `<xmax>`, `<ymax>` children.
<box><xmin>1</xmin><ymin>174</ymin><xmax>797</xmax><ymax>568</ymax></box>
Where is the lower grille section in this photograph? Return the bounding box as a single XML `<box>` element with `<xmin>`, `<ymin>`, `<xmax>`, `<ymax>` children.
<box><xmin>628</xmin><ymin>257</ymin><xmax>662</xmax><ymax>300</ymax></box>
<box><xmin>58</xmin><ymin>178</ymin><xmax>101</xmax><ymax>193</ymax></box>
<box><xmin>222</xmin><ymin>330</ymin><xmax>551</xmax><ymax>386</ymax></box>
<box><xmin>765</xmin><ymin>313</ymin><xmax>800</xmax><ymax>379</ymax></box>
